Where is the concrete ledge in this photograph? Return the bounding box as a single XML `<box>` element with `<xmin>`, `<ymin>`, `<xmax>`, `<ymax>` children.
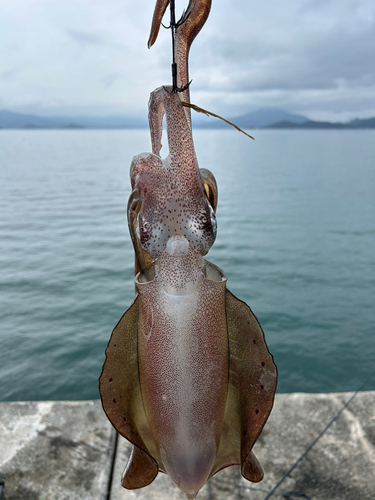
<box><xmin>1</xmin><ymin>392</ymin><xmax>374</xmax><ymax>500</ymax></box>
<box><xmin>0</xmin><ymin>401</ymin><xmax>115</xmax><ymax>500</ymax></box>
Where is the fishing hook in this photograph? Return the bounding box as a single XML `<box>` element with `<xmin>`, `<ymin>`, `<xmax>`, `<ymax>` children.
<box><xmin>169</xmin><ymin>0</ymin><xmax>191</xmax><ymax>92</ymax></box>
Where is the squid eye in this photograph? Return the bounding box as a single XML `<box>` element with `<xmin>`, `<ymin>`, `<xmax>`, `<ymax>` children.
<box><xmin>136</xmin><ymin>211</ymin><xmax>153</xmax><ymax>253</ymax></box>
<box><xmin>209</xmin><ymin>204</ymin><xmax>217</xmax><ymax>239</ymax></box>
<box><xmin>136</xmin><ymin>212</ymin><xmax>150</xmax><ymax>246</ymax></box>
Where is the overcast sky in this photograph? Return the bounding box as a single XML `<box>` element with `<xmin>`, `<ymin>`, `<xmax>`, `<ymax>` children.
<box><xmin>1</xmin><ymin>0</ymin><xmax>374</xmax><ymax>121</ymax></box>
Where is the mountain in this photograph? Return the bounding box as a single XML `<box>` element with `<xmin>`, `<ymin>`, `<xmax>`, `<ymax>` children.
<box><xmin>0</xmin><ymin>108</ymin><xmax>308</xmax><ymax>130</ymax></box>
<box><xmin>348</xmin><ymin>117</ymin><xmax>375</xmax><ymax>128</ymax></box>
<box><xmin>267</xmin><ymin>118</ymin><xmax>375</xmax><ymax>129</ymax></box>
<box><xmin>0</xmin><ymin>110</ymin><xmax>147</xmax><ymax>129</ymax></box>
<box><xmin>267</xmin><ymin>120</ymin><xmax>348</xmax><ymax>129</ymax></box>
<box><xmin>1</xmin><ymin>108</ymin><xmax>375</xmax><ymax>130</ymax></box>
<box><xmin>193</xmin><ymin>107</ymin><xmax>308</xmax><ymax>129</ymax></box>
<box><xmin>229</xmin><ymin>108</ymin><xmax>308</xmax><ymax>128</ymax></box>
<box><xmin>0</xmin><ymin>110</ymin><xmax>66</xmax><ymax>128</ymax></box>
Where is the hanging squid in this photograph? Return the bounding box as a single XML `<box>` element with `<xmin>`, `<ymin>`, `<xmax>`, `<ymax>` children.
<box><xmin>99</xmin><ymin>1</ymin><xmax>277</xmax><ymax>498</ymax></box>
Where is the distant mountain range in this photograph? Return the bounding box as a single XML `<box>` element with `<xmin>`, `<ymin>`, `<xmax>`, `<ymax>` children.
<box><xmin>1</xmin><ymin>108</ymin><xmax>375</xmax><ymax>130</ymax></box>
<box><xmin>194</xmin><ymin>108</ymin><xmax>308</xmax><ymax>129</ymax></box>
<box><xmin>266</xmin><ymin>116</ymin><xmax>375</xmax><ymax>129</ymax></box>
<box><xmin>195</xmin><ymin>108</ymin><xmax>375</xmax><ymax>129</ymax></box>
<box><xmin>0</xmin><ymin>110</ymin><xmax>148</xmax><ymax>129</ymax></box>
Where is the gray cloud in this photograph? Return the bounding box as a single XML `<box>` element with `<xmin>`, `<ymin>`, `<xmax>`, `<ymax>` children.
<box><xmin>67</xmin><ymin>29</ymin><xmax>104</xmax><ymax>45</ymax></box>
<box><xmin>194</xmin><ymin>16</ymin><xmax>375</xmax><ymax>94</ymax></box>
<box><xmin>1</xmin><ymin>0</ymin><xmax>374</xmax><ymax>121</ymax></box>
<box><xmin>100</xmin><ymin>73</ymin><xmax>121</xmax><ymax>88</ymax></box>
<box><xmin>1</xmin><ymin>69</ymin><xmax>18</xmax><ymax>80</ymax></box>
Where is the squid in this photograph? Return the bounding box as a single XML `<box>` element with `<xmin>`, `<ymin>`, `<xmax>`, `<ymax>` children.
<box><xmin>99</xmin><ymin>1</ymin><xmax>277</xmax><ymax>499</ymax></box>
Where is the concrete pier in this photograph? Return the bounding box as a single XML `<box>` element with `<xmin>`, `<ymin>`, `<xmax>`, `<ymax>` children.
<box><xmin>1</xmin><ymin>392</ymin><xmax>374</xmax><ymax>500</ymax></box>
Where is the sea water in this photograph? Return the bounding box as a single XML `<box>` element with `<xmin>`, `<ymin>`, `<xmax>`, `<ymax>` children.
<box><xmin>0</xmin><ymin>128</ymin><xmax>374</xmax><ymax>401</ymax></box>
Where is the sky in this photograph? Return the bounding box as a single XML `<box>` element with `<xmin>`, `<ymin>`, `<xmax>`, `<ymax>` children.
<box><xmin>1</xmin><ymin>0</ymin><xmax>374</xmax><ymax>122</ymax></box>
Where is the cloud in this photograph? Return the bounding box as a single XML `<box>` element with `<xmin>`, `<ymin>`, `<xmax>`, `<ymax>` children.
<box><xmin>193</xmin><ymin>2</ymin><xmax>375</xmax><ymax>94</ymax></box>
<box><xmin>185</xmin><ymin>0</ymin><xmax>375</xmax><ymax>120</ymax></box>
<box><xmin>100</xmin><ymin>73</ymin><xmax>121</xmax><ymax>88</ymax></box>
<box><xmin>0</xmin><ymin>0</ymin><xmax>374</xmax><ymax>121</ymax></box>
<box><xmin>67</xmin><ymin>29</ymin><xmax>104</xmax><ymax>45</ymax></box>
<box><xmin>1</xmin><ymin>69</ymin><xmax>18</xmax><ymax>80</ymax></box>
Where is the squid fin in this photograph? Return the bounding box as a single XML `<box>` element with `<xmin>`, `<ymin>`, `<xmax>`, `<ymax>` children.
<box><xmin>241</xmin><ymin>450</ymin><xmax>264</xmax><ymax>483</ymax></box>
<box><xmin>99</xmin><ymin>296</ymin><xmax>160</xmax><ymax>483</ymax></box>
<box><xmin>122</xmin><ymin>444</ymin><xmax>159</xmax><ymax>489</ymax></box>
<box><xmin>212</xmin><ymin>289</ymin><xmax>277</xmax><ymax>481</ymax></box>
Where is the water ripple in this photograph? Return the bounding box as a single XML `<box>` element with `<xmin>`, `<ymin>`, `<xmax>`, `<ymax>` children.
<box><xmin>1</xmin><ymin>129</ymin><xmax>375</xmax><ymax>400</ymax></box>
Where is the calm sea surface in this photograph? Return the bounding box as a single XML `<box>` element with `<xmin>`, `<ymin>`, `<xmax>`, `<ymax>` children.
<box><xmin>0</xmin><ymin>128</ymin><xmax>374</xmax><ymax>401</ymax></box>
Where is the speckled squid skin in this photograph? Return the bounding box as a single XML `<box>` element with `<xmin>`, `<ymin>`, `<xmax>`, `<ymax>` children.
<box><xmin>130</xmin><ymin>86</ymin><xmax>224</xmax><ymax>497</ymax></box>
<box><xmin>136</xmin><ymin>259</ymin><xmax>228</xmax><ymax>498</ymax></box>
<box><xmin>99</xmin><ymin>1</ymin><xmax>277</xmax><ymax>498</ymax></box>
<box><xmin>131</xmin><ymin>86</ymin><xmax>216</xmax><ymax>260</ymax></box>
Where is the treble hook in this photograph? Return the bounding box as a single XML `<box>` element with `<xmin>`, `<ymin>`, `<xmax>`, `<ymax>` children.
<box><xmin>169</xmin><ymin>0</ymin><xmax>191</xmax><ymax>92</ymax></box>
<box><xmin>160</xmin><ymin>4</ymin><xmax>190</xmax><ymax>30</ymax></box>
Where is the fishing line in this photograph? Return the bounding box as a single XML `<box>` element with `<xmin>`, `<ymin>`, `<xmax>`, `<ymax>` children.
<box><xmin>169</xmin><ymin>0</ymin><xmax>178</xmax><ymax>91</ymax></box>
<box><xmin>262</xmin><ymin>366</ymin><xmax>375</xmax><ymax>500</ymax></box>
